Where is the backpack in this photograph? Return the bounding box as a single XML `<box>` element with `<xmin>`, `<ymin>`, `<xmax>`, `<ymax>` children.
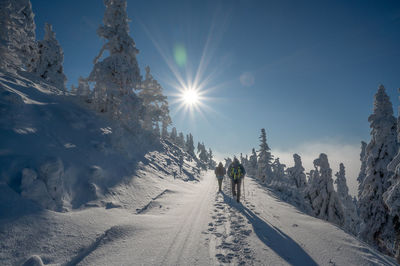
<box><xmin>230</xmin><ymin>165</ymin><xmax>243</xmax><ymax>180</ymax></box>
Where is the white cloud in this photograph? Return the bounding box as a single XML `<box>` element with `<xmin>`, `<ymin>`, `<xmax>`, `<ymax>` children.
<box><xmin>274</xmin><ymin>140</ymin><xmax>362</xmax><ymax>197</ymax></box>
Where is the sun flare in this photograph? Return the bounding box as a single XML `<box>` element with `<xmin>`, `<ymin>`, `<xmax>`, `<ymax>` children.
<box><xmin>182</xmin><ymin>89</ymin><xmax>199</xmax><ymax>106</ymax></box>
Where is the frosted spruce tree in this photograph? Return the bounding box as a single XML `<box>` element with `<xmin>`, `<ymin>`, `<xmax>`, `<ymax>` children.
<box><xmin>170</xmin><ymin>127</ymin><xmax>177</xmax><ymax>143</ymax></box>
<box><xmin>384</xmin><ymin>88</ymin><xmax>400</xmax><ymax>260</ymax></box>
<box><xmin>208</xmin><ymin>148</ymin><xmax>216</xmax><ymax>169</ymax></box>
<box><xmin>34</xmin><ymin>23</ymin><xmax>67</xmax><ymax>90</ymax></box>
<box><xmin>271</xmin><ymin>158</ymin><xmax>286</xmax><ymax>181</ymax></box>
<box><xmin>305</xmin><ymin>153</ymin><xmax>345</xmax><ymax>227</ymax></box>
<box><xmin>186</xmin><ymin>133</ymin><xmax>195</xmax><ymax>157</ymax></box>
<box><xmin>0</xmin><ymin>0</ymin><xmax>37</xmax><ymax>72</ymax></box>
<box><xmin>248</xmin><ymin>148</ymin><xmax>258</xmax><ymax>177</ymax></box>
<box><xmin>197</xmin><ymin>142</ymin><xmax>209</xmax><ymax>165</ymax></box>
<box><xmin>177</xmin><ymin>132</ymin><xmax>185</xmax><ymax>148</ymax></box>
<box><xmin>161</xmin><ymin>104</ymin><xmax>171</xmax><ymax>139</ymax></box>
<box><xmin>257</xmin><ymin>128</ymin><xmax>273</xmax><ymax>182</ymax></box>
<box><xmin>139</xmin><ymin>66</ymin><xmax>169</xmax><ymax>132</ymax></box>
<box><xmin>357</xmin><ymin>141</ymin><xmax>367</xmax><ymax>198</ymax></box>
<box><xmin>287</xmin><ymin>153</ymin><xmax>307</xmax><ymax>189</ymax></box>
<box><xmin>335</xmin><ymin>163</ymin><xmax>359</xmax><ymax>234</ymax></box>
<box><xmin>359</xmin><ymin>85</ymin><xmax>397</xmax><ymax>252</ymax></box>
<box><xmin>88</xmin><ymin>0</ymin><xmax>141</xmax><ymax>121</ymax></box>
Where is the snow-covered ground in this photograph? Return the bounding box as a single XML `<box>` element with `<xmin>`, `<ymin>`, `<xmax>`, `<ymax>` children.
<box><xmin>1</xmin><ymin>170</ymin><xmax>396</xmax><ymax>265</ymax></box>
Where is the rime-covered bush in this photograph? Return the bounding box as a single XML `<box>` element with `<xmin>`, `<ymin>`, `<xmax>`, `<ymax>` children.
<box><xmin>305</xmin><ymin>153</ymin><xmax>344</xmax><ymax>227</ymax></box>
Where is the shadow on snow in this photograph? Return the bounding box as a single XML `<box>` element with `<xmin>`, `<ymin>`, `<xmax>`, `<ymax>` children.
<box><xmin>221</xmin><ymin>191</ymin><xmax>318</xmax><ymax>266</ymax></box>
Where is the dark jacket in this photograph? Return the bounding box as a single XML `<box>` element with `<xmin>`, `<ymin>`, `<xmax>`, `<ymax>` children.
<box><xmin>215</xmin><ymin>164</ymin><xmax>226</xmax><ymax>177</ymax></box>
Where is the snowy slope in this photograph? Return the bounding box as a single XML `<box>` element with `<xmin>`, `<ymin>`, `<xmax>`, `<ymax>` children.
<box><xmin>0</xmin><ymin>70</ymin><xmax>199</xmax><ymax>212</ymax></box>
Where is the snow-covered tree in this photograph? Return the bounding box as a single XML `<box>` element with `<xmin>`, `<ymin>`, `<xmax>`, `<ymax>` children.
<box><xmin>359</xmin><ymin>85</ymin><xmax>397</xmax><ymax>252</ymax></box>
<box><xmin>335</xmin><ymin>163</ymin><xmax>359</xmax><ymax>234</ymax></box>
<box><xmin>225</xmin><ymin>157</ymin><xmax>232</xmax><ymax>169</ymax></box>
<box><xmin>287</xmin><ymin>153</ymin><xmax>307</xmax><ymax>189</ymax></box>
<box><xmin>88</xmin><ymin>0</ymin><xmax>141</xmax><ymax>120</ymax></box>
<box><xmin>186</xmin><ymin>133</ymin><xmax>195</xmax><ymax>157</ymax></box>
<box><xmin>197</xmin><ymin>142</ymin><xmax>209</xmax><ymax>164</ymax></box>
<box><xmin>208</xmin><ymin>148</ymin><xmax>216</xmax><ymax>169</ymax></box>
<box><xmin>271</xmin><ymin>158</ymin><xmax>286</xmax><ymax>181</ymax></box>
<box><xmin>383</xmin><ymin>88</ymin><xmax>400</xmax><ymax>260</ymax></box>
<box><xmin>161</xmin><ymin>104</ymin><xmax>171</xmax><ymax>139</ymax></box>
<box><xmin>305</xmin><ymin>153</ymin><xmax>345</xmax><ymax>227</ymax></box>
<box><xmin>257</xmin><ymin>128</ymin><xmax>273</xmax><ymax>182</ymax></box>
<box><xmin>0</xmin><ymin>0</ymin><xmax>37</xmax><ymax>72</ymax></box>
<box><xmin>177</xmin><ymin>132</ymin><xmax>185</xmax><ymax>148</ymax></box>
<box><xmin>170</xmin><ymin>127</ymin><xmax>177</xmax><ymax>142</ymax></box>
<box><xmin>34</xmin><ymin>23</ymin><xmax>66</xmax><ymax>90</ymax></box>
<box><xmin>357</xmin><ymin>141</ymin><xmax>367</xmax><ymax>198</ymax></box>
<box><xmin>248</xmin><ymin>148</ymin><xmax>258</xmax><ymax>176</ymax></box>
<box><xmin>139</xmin><ymin>66</ymin><xmax>169</xmax><ymax>132</ymax></box>
<box><xmin>71</xmin><ymin>76</ymin><xmax>91</xmax><ymax>99</ymax></box>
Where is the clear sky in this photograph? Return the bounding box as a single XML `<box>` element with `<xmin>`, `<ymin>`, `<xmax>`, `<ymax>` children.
<box><xmin>31</xmin><ymin>0</ymin><xmax>400</xmax><ymax>194</ymax></box>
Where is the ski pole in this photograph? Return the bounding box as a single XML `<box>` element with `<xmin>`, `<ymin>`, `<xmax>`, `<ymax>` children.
<box><xmin>242</xmin><ymin>176</ymin><xmax>245</xmax><ymax>201</ymax></box>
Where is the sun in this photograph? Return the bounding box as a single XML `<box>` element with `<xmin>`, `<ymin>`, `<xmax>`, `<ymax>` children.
<box><xmin>182</xmin><ymin>89</ymin><xmax>199</xmax><ymax>106</ymax></box>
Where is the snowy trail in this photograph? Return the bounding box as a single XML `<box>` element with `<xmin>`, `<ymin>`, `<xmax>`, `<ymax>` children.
<box><xmin>73</xmin><ymin>171</ymin><xmax>395</xmax><ymax>265</ymax></box>
<box><xmin>1</xmin><ymin>170</ymin><xmax>396</xmax><ymax>265</ymax></box>
<box><xmin>78</xmin><ymin>171</ymin><xmax>217</xmax><ymax>265</ymax></box>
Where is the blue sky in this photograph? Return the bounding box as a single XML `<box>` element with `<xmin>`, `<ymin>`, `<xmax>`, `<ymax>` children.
<box><xmin>31</xmin><ymin>0</ymin><xmax>400</xmax><ymax>192</ymax></box>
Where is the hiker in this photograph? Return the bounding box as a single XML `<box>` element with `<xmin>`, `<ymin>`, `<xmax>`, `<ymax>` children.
<box><xmin>228</xmin><ymin>157</ymin><xmax>246</xmax><ymax>202</ymax></box>
<box><xmin>214</xmin><ymin>162</ymin><xmax>226</xmax><ymax>192</ymax></box>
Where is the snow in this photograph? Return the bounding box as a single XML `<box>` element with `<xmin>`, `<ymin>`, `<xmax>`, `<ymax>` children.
<box><xmin>1</xmin><ymin>170</ymin><xmax>396</xmax><ymax>265</ymax></box>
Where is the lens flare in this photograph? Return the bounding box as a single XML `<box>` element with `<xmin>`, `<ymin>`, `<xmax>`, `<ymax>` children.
<box><xmin>173</xmin><ymin>44</ymin><xmax>187</xmax><ymax>67</ymax></box>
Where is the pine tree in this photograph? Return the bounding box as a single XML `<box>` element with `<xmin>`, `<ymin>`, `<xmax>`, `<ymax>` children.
<box><xmin>177</xmin><ymin>132</ymin><xmax>185</xmax><ymax>148</ymax></box>
<box><xmin>257</xmin><ymin>128</ymin><xmax>273</xmax><ymax>182</ymax></box>
<box><xmin>170</xmin><ymin>127</ymin><xmax>177</xmax><ymax>142</ymax></box>
<box><xmin>271</xmin><ymin>158</ymin><xmax>286</xmax><ymax>181</ymax></box>
<box><xmin>384</xmin><ymin>88</ymin><xmax>400</xmax><ymax>260</ymax></box>
<box><xmin>357</xmin><ymin>141</ymin><xmax>367</xmax><ymax>198</ymax></box>
<box><xmin>88</xmin><ymin>0</ymin><xmax>141</xmax><ymax>120</ymax></box>
<box><xmin>0</xmin><ymin>0</ymin><xmax>37</xmax><ymax>72</ymax></box>
<box><xmin>208</xmin><ymin>148</ymin><xmax>216</xmax><ymax>169</ymax></box>
<box><xmin>161</xmin><ymin>103</ymin><xmax>171</xmax><ymax>139</ymax></box>
<box><xmin>287</xmin><ymin>153</ymin><xmax>307</xmax><ymax>189</ymax></box>
<box><xmin>186</xmin><ymin>133</ymin><xmax>195</xmax><ymax>157</ymax></box>
<box><xmin>359</xmin><ymin>85</ymin><xmax>397</xmax><ymax>252</ymax></box>
<box><xmin>225</xmin><ymin>157</ymin><xmax>232</xmax><ymax>169</ymax></box>
<box><xmin>248</xmin><ymin>148</ymin><xmax>258</xmax><ymax>176</ymax></box>
<box><xmin>34</xmin><ymin>23</ymin><xmax>67</xmax><ymax>90</ymax></box>
<box><xmin>197</xmin><ymin>142</ymin><xmax>208</xmax><ymax>164</ymax></box>
<box><xmin>139</xmin><ymin>66</ymin><xmax>169</xmax><ymax>132</ymax></box>
<box><xmin>305</xmin><ymin>153</ymin><xmax>345</xmax><ymax>227</ymax></box>
<box><xmin>335</xmin><ymin>163</ymin><xmax>359</xmax><ymax>234</ymax></box>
